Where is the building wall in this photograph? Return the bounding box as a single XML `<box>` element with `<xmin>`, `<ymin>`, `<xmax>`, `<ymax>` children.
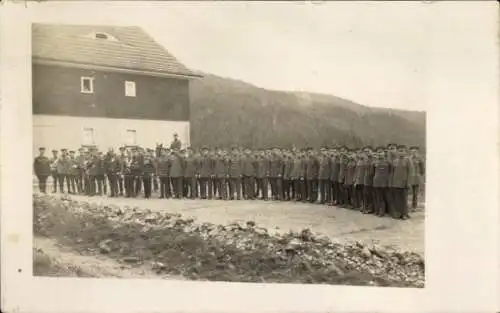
<box><xmin>33</xmin><ymin>115</ymin><xmax>190</xmax><ymax>155</ymax></box>
<box><xmin>32</xmin><ymin>64</ymin><xmax>190</xmax><ymax>121</ymax></box>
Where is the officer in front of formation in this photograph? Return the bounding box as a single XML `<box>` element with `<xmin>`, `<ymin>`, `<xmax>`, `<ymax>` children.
<box><xmin>34</xmin><ymin>147</ymin><xmax>51</xmax><ymax>193</ymax></box>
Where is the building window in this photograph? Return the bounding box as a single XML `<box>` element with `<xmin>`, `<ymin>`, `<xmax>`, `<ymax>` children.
<box><xmin>126</xmin><ymin>129</ymin><xmax>137</xmax><ymax>146</ymax></box>
<box><xmin>81</xmin><ymin>77</ymin><xmax>94</xmax><ymax>94</ymax></box>
<box><xmin>125</xmin><ymin>81</ymin><xmax>136</xmax><ymax>97</ymax></box>
<box><xmin>82</xmin><ymin>128</ymin><xmax>95</xmax><ymax>146</ymax></box>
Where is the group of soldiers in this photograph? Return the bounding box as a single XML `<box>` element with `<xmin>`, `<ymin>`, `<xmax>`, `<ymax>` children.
<box><xmin>33</xmin><ymin>139</ymin><xmax>425</xmax><ymax>220</ymax></box>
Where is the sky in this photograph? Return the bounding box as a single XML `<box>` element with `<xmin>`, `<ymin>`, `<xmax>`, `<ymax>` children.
<box><xmin>23</xmin><ymin>1</ymin><xmax>497</xmax><ymax>111</ymax></box>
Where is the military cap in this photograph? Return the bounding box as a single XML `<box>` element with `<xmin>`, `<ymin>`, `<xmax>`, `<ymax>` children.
<box><xmin>387</xmin><ymin>143</ymin><xmax>397</xmax><ymax>148</ymax></box>
<box><xmin>409</xmin><ymin>145</ymin><xmax>420</xmax><ymax>150</ymax></box>
<box><xmin>69</xmin><ymin>150</ymin><xmax>75</xmax><ymax>154</ymax></box>
<box><xmin>375</xmin><ymin>146</ymin><xmax>385</xmax><ymax>152</ymax></box>
<box><xmin>363</xmin><ymin>145</ymin><xmax>373</xmax><ymax>150</ymax></box>
<box><xmin>39</xmin><ymin>147</ymin><xmax>46</xmax><ymax>151</ymax></box>
<box><xmin>202</xmin><ymin>146</ymin><xmax>209</xmax><ymax>151</ymax></box>
<box><xmin>78</xmin><ymin>147</ymin><xmax>84</xmax><ymax>151</ymax></box>
<box><xmin>61</xmin><ymin>148</ymin><xmax>67</xmax><ymax>152</ymax></box>
<box><xmin>397</xmin><ymin>144</ymin><xmax>407</xmax><ymax>149</ymax></box>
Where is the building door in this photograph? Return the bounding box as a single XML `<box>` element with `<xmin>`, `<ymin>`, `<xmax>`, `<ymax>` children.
<box><xmin>82</xmin><ymin>127</ymin><xmax>96</xmax><ymax>147</ymax></box>
<box><xmin>126</xmin><ymin>129</ymin><xmax>137</xmax><ymax>147</ymax></box>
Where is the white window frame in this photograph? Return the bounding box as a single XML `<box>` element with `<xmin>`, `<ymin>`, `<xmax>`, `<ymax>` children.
<box><xmin>82</xmin><ymin>127</ymin><xmax>96</xmax><ymax>146</ymax></box>
<box><xmin>125</xmin><ymin>81</ymin><xmax>136</xmax><ymax>97</ymax></box>
<box><xmin>81</xmin><ymin>77</ymin><xmax>94</xmax><ymax>94</ymax></box>
<box><xmin>126</xmin><ymin>129</ymin><xmax>137</xmax><ymax>146</ymax></box>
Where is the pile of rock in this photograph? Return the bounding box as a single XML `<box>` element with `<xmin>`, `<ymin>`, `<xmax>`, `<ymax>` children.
<box><xmin>33</xmin><ymin>194</ymin><xmax>424</xmax><ymax>287</ymax></box>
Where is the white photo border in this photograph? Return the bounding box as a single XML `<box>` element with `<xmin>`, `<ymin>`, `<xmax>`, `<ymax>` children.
<box><xmin>1</xmin><ymin>1</ymin><xmax>499</xmax><ymax>313</ymax></box>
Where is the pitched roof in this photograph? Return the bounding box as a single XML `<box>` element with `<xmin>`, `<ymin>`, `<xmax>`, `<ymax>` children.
<box><xmin>32</xmin><ymin>23</ymin><xmax>200</xmax><ymax>78</ymax></box>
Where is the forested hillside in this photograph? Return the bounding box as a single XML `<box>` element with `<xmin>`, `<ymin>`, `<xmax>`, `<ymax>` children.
<box><xmin>189</xmin><ymin>73</ymin><xmax>426</xmax><ymax>150</ymax></box>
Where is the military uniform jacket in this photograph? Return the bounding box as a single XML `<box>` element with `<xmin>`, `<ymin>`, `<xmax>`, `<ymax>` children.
<box><xmin>344</xmin><ymin>160</ymin><xmax>356</xmax><ymax>185</ymax></box>
<box><xmin>156</xmin><ymin>156</ymin><xmax>170</xmax><ymax>177</ymax></box>
<box><xmin>88</xmin><ymin>157</ymin><xmax>102</xmax><ymax>176</ymax></box>
<box><xmin>142</xmin><ymin>159</ymin><xmax>156</xmax><ymax>176</ymax></box>
<box><xmin>269</xmin><ymin>157</ymin><xmax>284</xmax><ymax>178</ymax></box>
<box><xmin>229</xmin><ymin>155</ymin><xmax>242</xmax><ymax>177</ymax></box>
<box><xmin>169</xmin><ymin>155</ymin><xmax>184</xmax><ymax>178</ymax></box>
<box><xmin>108</xmin><ymin>157</ymin><xmax>122</xmax><ymax>174</ymax></box>
<box><xmin>363</xmin><ymin>158</ymin><xmax>375</xmax><ymax>186</ymax></box>
<box><xmin>213</xmin><ymin>156</ymin><xmax>228</xmax><ymax>178</ymax></box>
<box><xmin>50</xmin><ymin>157</ymin><xmax>58</xmax><ymax>173</ymax></box>
<box><xmin>409</xmin><ymin>156</ymin><xmax>425</xmax><ymax>186</ymax></box>
<box><xmin>69</xmin><ymin>158</ymin><xmax>79</xmax><ymax>175</ymax></box>
<box><xmin>290</xmin><ymin>157</ymin><xmax>305</xmax><ymax>180</ymax></box>
<box><xmin>242</xmin><ymin>156</ymin><xmax>257</xmax><ymax>177</ymax></box>
<box><xmin>34</xmin><ymin>156</ymin><xmax>51</xmax><ymax>176</ymax></box>
<box><xmin>56</xmin><ymin>157</ymin><xmax>71</xmax><ymax>175</ymax></box>
<box><xmin>354</xmin><ymin>159</ymin><xmax>367</xmax><ymax>185</ymax></box>
<box><xmin>330</xmin><ymin>157</ymin><xmax>340</xmax><ymax>182</ymax></box>
<box><xmin>183</xmin><ymin>156</ymin><xmax>199</xmax><ymax>178</ymax></box>
<box><xmin>372</xmin><ymin>159</ymin><xmax>392</xmax><ymax>188</ymax></box>
<box><xmin>305</xmin><ymin>156</ymin><xmax>319</xmax><ymax>180</ymax></box>
<box><xmin>170</xmin><ymin>139</ymin><xmax>181</xmax><ymax>150</ymax></box>
<box><xmin>391</xmin><ymin>157</ymin><xmax>412</xmax><ymax>188</ymax></box>
<box><xmin>318</xmin><ymin>156</ymin><xmax>331</xmax><ymax>180</ymax></box>
<box><xmin>283</xmin><ymin>158</ymin><xmax>293</xmax><ymax>180</ymax></box>
<box><xmin>338</xmin><ymin>157</ymin><xmax>348</xmax><ymax>183</ymax></box>
<box><xmin>256</xmin><ymin>157</ymin><xmax>270</xmax><ymax>179</ymax></box>
<box><xmin>198</xmin><ymin>156</ymin><xmax>214</xmax><ymax>178</ymax></box>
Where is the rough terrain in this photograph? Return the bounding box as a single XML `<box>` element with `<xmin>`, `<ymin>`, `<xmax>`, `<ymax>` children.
<box><xmin>33</xmin><ymin>193</ymin><xmax>424</xmax><ymax>287</ymax></box>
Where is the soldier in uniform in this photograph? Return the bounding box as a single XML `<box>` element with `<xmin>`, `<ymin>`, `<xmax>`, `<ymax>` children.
<box><xmin>198</xmin><ymin>147</ymin><xmax>212</xmax><ymax>199</ymax></box>
<box><xmin>50</xmin><ymin>149</ymin><xmax>59</xmax><ymax>193</ymax></box>
<box><xmin>390</xmin><ymin>145</ymin><xmax>412</xmax><ymax>219</ymax></box>
<box><xmin>228</xmin><ymin>146</ymin><xmax>242</xmax><ymax>200</ymax></box>
<box><xmin>156</xmin><ymin>148</ymin><xmax>170</xmax><ymax>199</ymax></box>
<box><xmin>183</xmin><ymin>147</ymin><xmax>199</xmax><ymax>199</ymax></box>
<box><xmin>123</xmin><ymin>152</ymin><xmax>134</xmax><ymax>198</ymax></box>
<box><xmin>317</xmin><ymin>148</ymin><xmax>331</xmax><ymax>204</ymax></box>
<box><xmin>362</xmin><ymin>146</ymin><xmax>375</xmax><ymax>214</ymax></box>
<box><xmin>117</xmin><ymin>147</ymin><xmax>127</xmax><ymax>196</ymax></box>
<box><xmin>305</xmin><ymin>148</ymin><xmax>319</xmax><ymax>203</ymax></box>
<box><xmin>372</xmin><ymin>147</ymin><xmax>392</xmax><ymax>217</ymax></box>
<box><xmin>353</xmin><ymin>149</ymin><xmax>367</xmax><ymax>210</ymax></box>
<box><xmin>329</xmin><ymin>147</ymin><xmax>340</xmax><ymax>205</ymax></box>
<box><xmin>337</xmin><ymin>147</ymin><xmax>348</xmax><ymax>206</ymax></box>
<box><xmin>290</xmin><ymin>149</ymin><xmax>306</xmax><ymax>201</ymax></box>
<box><xmin>56</xmin><ymin>149</ymin><xmax>71</xmax><ymax>193</ymax></box>
<box><xmin>343</xmin><ymin>151</ymin><xmax>356</xmax><ymax>208</ymax></box>
<box><xmin>242</xmin><ymin>148</ymin><xmax>257</xmax><ymax>200</ymax></box>
<box><xmin>68</xmin><ymin>150</ymin><xmax>78</xmax><ymax>194</ymax></box>
<box><xmin>213</xmin><ymin>149</ymin><xmax>228</xmax><ymax>200</ymax></box>
<box><xmin>269</xmin><ymin>148</ymin><xmax>284</xmax><ymax>201</ymax></box>
<box><xmin>75</xmin><ymin>148</ymin><xmax>85</xmax><ymax>194</ymax></box>
<box><xmin>33</xmin><ymin>147</ymin><xmax>51</xmax><ymax>193</ymax></box>
<box><xmin>142</xmin><ymin>153</ymin><xmax>156</xmax><ymax>199</ymax></box>
<box><xmin>129</xmin><ymin>150</ymin><xmax>143</xmax><ymax>197</ymax></box>
<box><xmin>170</xmin><ymin>133</ymin><xmax>182</xmax><ymax>150</ymax></box>
<box><xmin>282</xmin><ymin>151</ymin><xmax>293</xmax><ymax>201</ymax></box>
<box><xmin>107</xmin><ymin>151</ymin><xmax>121</xmax><ymax>197</ymax></box>
<box><xmin>409</xmin><ymin>145</ymin><xmax>425</xmax><ymax>211</ymax></box>
<box><xmin>255</xmin><ymin>150</ymin><xmax>268</xmax><ymax>200</ymax></box>
<box><xmin>169</xmin><ymin>149</ymin><xmax>184</xmax><ymax>199</ymax></box>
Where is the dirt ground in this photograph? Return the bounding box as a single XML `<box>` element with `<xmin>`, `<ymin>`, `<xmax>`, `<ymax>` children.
<box><xmin>65</xmin><ymin>194</ymin><xmax>425</xmax><ymax>255</ymax></box>
<box><xmin>33</xmin><ymin>236</ymin><xmax>185</xmax><ymax>279</ymax></box>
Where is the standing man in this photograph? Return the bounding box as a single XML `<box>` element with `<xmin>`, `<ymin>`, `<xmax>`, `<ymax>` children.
<box><xmin>390</xmin><ymin>145</ymin><xmax>412</xmax><ymax>219</ymax></box>
<box><xmin>318</xmin><ymin>148</ymin><xmax>331</xmax><ymax>204</ymax></box>
<box><xmin>170</xmin><ymin>133</ymin><xmax>182</xmax><ymax>150</ymax></box>
<box><xmin>241</xmin><ymin>148</ymin><xmax>257</xmax><ymax>200</ymax></box>
<box><xmin>157</xmin><ymin>148</ymin><xmax>170</xmax><ymax>199</ymax></box>
<box><xmin>68</xmin><ymin>150</ymin><xmax>78</xmax><ymax>194</ymax></box>
<box><xmin>256</xmin><ymin>150</ymin><xmax>270</xmax><ymax>200</ymax></box>
<box><xmin>372</xmin><ymin>147</ymin><xmax>392</xmax><ymax>217</ymax></box>
<box><xmin>183</xmin><ymin>147</ymin><xmax>199</xmax><ymax>199</ymax></box>
<box><xmin>409</xmin><ymin>146</ymin><xmax>425</xmax><ymax>211</ymax></box>
<box><xmin>49</xmin><ymin>149</ymin><xmax>59</xmax><ymax>193</ymax></box>
<box><xmin>282</xmin><ymin>151</ymin><xmax>293</xmax><ymax>201</ymax></box>
<box><xmin>33</xmin><ymin>147</ymin><xmax>51</xmax><ymax>193</ymax></box>
<box><xmin>169</xmin><ymin>149</ymin><xmax>184</xmax><ymax>199</ymax></box>
<box><xmin>228</xmin><ymin>146</ymin><xmax>242</xmax><ymax>200</ymax></box>
<box><xmin>56</xmin><ymin>149</ymin><xmax>71</xmax><ymax>193</ymax></box>
<box><xmin>213</xmin><ymin>149</ymin><xmax>228</xmax><ymax>200</ymax></box>
<box><xmin>362</xmin><ymin>146</ymin><xmax>375</xmax><ymax>214</ymax></box>
<box><xmin>269</xmin><ymin>148</ymin><xmax>284</xmax><ymax>201</ymax></box>
<box><xmin>329</xmin><ymin>147</ymin><xmax>340</xmax><ymax>205</ymax></box>
<box><xmin>305</xmin><ymin>148</ymin><xmax>319</xmax><ymax>203</ymax></box>
<box><xmin>142</xmin><ymin>154</ymin><xmax>156</xmax><ymax>199</ymax></box>
<box><xmin>290</xmin><ymin>149</ymin><xmax>305</xmax><ymax>201</ymax></box>
<box><xmin>198</xmin><ymin>147</ymin><xmax>212</xmax><ymax>200</ymax></box>
<box><xmin>353</xmin><ymin>149</ymin><xmax>366</xmax><ymax>210</ymax></box>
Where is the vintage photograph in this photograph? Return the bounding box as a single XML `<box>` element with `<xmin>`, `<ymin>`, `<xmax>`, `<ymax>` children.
<box><xmin>31</xmin><ymin>6</ymin><xmax>426</xmax><ymax>288</ymax></box>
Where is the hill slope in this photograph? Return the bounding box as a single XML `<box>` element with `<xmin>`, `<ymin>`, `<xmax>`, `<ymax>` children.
<box><xmin>189</xmin><ymin>73</ymin><xmax>426</xmax><ymax>150</ymax></box>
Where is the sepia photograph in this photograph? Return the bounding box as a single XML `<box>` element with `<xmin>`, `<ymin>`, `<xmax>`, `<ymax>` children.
<box><xmin>1</xmin><ymin>1</ymin><xmax>499</xmax><ymax>313</ymax></box>
<box><xmin>31</xmin><ymin>7</ymin><xmax>426</xmax><ymax>288</ymax></box>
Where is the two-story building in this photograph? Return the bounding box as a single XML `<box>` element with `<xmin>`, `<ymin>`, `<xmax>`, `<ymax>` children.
<box><xmin>32</xmin><ymin>23</ymin><xmax>201</xmax><ymax>153</ymax></box>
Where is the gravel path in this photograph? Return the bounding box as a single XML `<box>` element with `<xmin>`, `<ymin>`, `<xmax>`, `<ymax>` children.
<box><xmin>64</xmin><ymin>194</ymin><xmax>425</xmax><ymax>255</ymax></box>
